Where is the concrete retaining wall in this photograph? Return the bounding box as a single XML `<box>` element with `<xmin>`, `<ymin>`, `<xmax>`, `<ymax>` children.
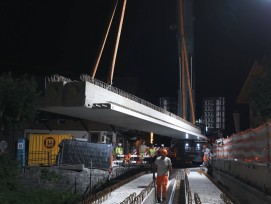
<box><xmin>212</xmin><ymin>159</ymin><xmax>271</xmax><ymax>193</ymax></box>
<box><xmin>212</xmin><ymin>159</ymin><xmax>271</xmax><ymax>204</ymax></box>
<box><xmin>19</xmin><ymin>166</ymin><xmax>109</xmax><ymax>195</ymax></box>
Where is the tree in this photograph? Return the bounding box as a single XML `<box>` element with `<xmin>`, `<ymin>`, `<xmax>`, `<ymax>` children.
<box><xmin>248</xmin><ymin>55</ymin><xmax>271</xmax><ymax>123</ymax></box>
<box><xmin>0</xmin><ymin>72</ymin><xmax>38</xmax><ymax>154</ymax></box>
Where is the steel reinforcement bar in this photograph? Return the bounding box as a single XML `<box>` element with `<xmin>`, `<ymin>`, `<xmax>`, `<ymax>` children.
<box><xmin>220</xmin><ymin>193</ymin><xmax>234</xmax><ymax>204</ymax></box>
<box><xmin>184</xmin><ymin>171</ymin><xmax>192</xmax><ymax>204</ymax></box>
<box><xmin>120</xmin><ymin>192</ymin><xmax>137</xmax><ymax>204</ymax></box>
<box><xmin>119</xmin><ymin>181</ymin><xmax>154</xmax><ymax>204</ymax></box>
<box><xmin>194</xmin><ymin>192</ymin><xmax>202</xmax><ymax>204</ymax></box>
<box><xmin>79</xmin><ymin>171</ymin><xmax>145</xmax><ymax>204</ymax></box>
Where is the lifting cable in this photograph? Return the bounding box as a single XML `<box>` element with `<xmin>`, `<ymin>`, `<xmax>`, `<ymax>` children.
<box><xmin>90</xmin><ymin>0</ymin><xmax>119</xmax><ymax>81</ymax></box>
<box><xmin>90</xmin><ymin>0</ymin><xmax>127</xmax><ymax>86</ymax></box>
<box><xmin>107</xmin><ymin>0</ymin><xmax>127</xmax><ymax>85</ymax></box>
<box><xmin>179</xmin><ymin>0</ymin><xmax>195</xmax><ymax>123</ymax></box>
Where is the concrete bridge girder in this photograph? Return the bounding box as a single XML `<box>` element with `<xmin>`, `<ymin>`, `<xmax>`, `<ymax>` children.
<box><xmin>39</xmin><ymin>81</ymin><xmax>206</xmax><ymax>140</ymax></box>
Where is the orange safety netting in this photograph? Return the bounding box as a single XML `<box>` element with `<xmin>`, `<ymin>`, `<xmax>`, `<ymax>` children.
<box><xmin>213</xmin><ymin>121</ymin><xmax>271</xmax><ymax>163</ymax></box>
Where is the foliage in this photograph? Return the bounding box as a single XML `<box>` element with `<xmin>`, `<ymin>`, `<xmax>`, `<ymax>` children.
<box><xmin>0</xmin><ymin>72</ymin><xmax>38</xmax><ymax>129</ymax></box>
<box><xmin>0</xmin><ymin>154</ymin><xmax>21</xmax><ymax>192</ymax></box>
<box><xmin>0</xmin><ymin>190</ymin><xmax>79</xmax><ymax>204</ymax></box>
<box><xmin>249</xmin><ymin>55</ymin><xmax>271</xmax><ymax>120</ymax></box>
<box><xmin>0</xmin><ymin>155</ymin><xmax>80</xmax><ymax>204</ymax></box>
<box><xmin>40</xmin><ymin>168</ymin><xmax>63</xmax><ymax>181</ymax></box>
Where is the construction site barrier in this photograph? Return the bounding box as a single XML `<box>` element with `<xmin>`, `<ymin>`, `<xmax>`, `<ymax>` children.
<box><xmin>213</xmin><ymin>121</ymin><xmax>271</xmax><ymax>163</ymax></box>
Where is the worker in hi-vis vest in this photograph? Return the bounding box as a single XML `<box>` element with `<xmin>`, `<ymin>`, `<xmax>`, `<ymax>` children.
<box><xmin>115</xmin><ymin>143</ymin><xmax>123</xmax><ymax>159</ymax></box>
<box><xmin>149</xmin><ymin>144</ymin><xmax>156</xmax><ymax>157</ymax></box>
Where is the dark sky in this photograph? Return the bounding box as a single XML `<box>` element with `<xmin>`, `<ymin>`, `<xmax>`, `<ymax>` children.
<box><xmin>1</xmin><ymin>0</ymin><xmax>271</xmax><ymax>133</ymax></box>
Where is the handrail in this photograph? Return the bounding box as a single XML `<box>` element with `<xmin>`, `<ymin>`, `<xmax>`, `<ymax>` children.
<box><xmin>80</xmin><ymin>74</ymin><xmax>197</xmax><ymax>128</ymax></box>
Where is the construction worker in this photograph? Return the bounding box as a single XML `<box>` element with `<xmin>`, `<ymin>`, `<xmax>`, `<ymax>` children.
<box><xmin>149</xmin><ymin>144</ymin><xmax>156</xmax><ymax>157</ymax></box>
<box><xmin>156</xmin><ymin>143</ymin><xmax>165</xmax><ymax>157</ymax></box>
<box><xmin>115</xmin><ymin>143</ymin><xmax>123</xmax><ymax>160</ymax></box>
<box><xmin>130</xmin><ymin>143</ymin><xmax>137</xmax><ymax>155</ymax></box>
<box><xmin>154</xmin><ymin>149</ymin><xmax>172</xmax><ymax>203</ymax></box>
<box><xmin>201</xmin><ymin>144</ymin><xmax>211</xmax><ymax>166</ymax></box>
<box><xmin>123</xmin><ymin>153</ymin><xmax>131</xmax><ymax>166</ymax></box>
<box><xmin>112</xmin><ymin>142</ymin><xmax>117</xmax><ymax>160</ymax></box>
<box><xmin>148</xmin><ymin>144</ymin><xmax>157</xmax><ymax>167</ymax></box>
<box><xmin>139</xmin><ymin>140</ymin><xmax>148</xmax><ymax>164</ymax></box>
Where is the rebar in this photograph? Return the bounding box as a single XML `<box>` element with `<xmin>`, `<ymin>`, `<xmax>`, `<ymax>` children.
<box><xmin>194</xmin><ymin>192</ymin><xmax>202</xmax><ymax>204</ymax></box>
<box><xmin>46</xmin><ymin>74</ymin><xmax>72</xmax><ymax>83</ymax></box>
<box><xmin>120</xmin><ymin>192</ymin><xmax>136</xmax><ymax>204</ymax></box>
<box><xmin>80</xmin><ymin>171</ymin><xmax>145</xmax><ymax>204</ymax></box>
<box><xmin>220</xmin><ymin>193</ymin><xmax>234</xmax><ymax>204</ymax></box>
<box><xmin>185</xmin><ymin>171</ymin><xmax>192</xmax><ymax>204</ymax></box>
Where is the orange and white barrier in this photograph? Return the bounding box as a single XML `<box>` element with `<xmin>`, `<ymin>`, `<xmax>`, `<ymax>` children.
<box><xmin>213</xmin><ymin>121</ymin><xmax>271</xmax><ymax>163</ymax></box>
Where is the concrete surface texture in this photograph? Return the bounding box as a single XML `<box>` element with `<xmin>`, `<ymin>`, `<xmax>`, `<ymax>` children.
<box><xmin>187</xmin><ymin>169</ymin><xmax>223</xmax><ymax>204</ymax></box>
<box><xmin>40</xmin><ymin>81</ymin><xmax>205</xmax><ymax>140</ymax></box>
<box><xmin>102</xmin><ymin>173</ymin><xmax>154</xmax><ymax>204</ymax></box>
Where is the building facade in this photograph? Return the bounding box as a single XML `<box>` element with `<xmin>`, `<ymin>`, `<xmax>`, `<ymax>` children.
<box><xmin>203</xmin><ymin>97</ymin><xmax>225</xmax><ymax>136</ymax></box>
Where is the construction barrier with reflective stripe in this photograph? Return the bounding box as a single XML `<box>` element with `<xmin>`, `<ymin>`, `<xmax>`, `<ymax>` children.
<box><xmin>213</xmin><ymin>121</ymin><xmax>271</xmax><ymax>163</ymax></box>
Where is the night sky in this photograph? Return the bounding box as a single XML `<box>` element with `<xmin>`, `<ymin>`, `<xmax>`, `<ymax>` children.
<box><xmin>1</xmin><ymin>0</ymin><xmax>271</xmax><ymax>134</ymax></box>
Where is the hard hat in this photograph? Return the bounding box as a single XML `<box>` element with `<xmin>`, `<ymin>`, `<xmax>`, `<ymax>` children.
<box><xmin>118</xmin><ymin>143</ymin><xmax>122</xmax><ymax>146</ymax></box>
<box><xmin>160</xmin><ymin>149</ymin><xmax>168</xmax><ymax>156</ymax></box>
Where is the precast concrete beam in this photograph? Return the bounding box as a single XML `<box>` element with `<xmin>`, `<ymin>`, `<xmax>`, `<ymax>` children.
<box><xmin>39</xmin><ymin>81</ymin><xmax>206</xmax><ymax>140</ymax></box>
<box><xmin>44</xmin><ymin>82</ymin><xmax>66</xmax><ymax>106</ymax></box>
